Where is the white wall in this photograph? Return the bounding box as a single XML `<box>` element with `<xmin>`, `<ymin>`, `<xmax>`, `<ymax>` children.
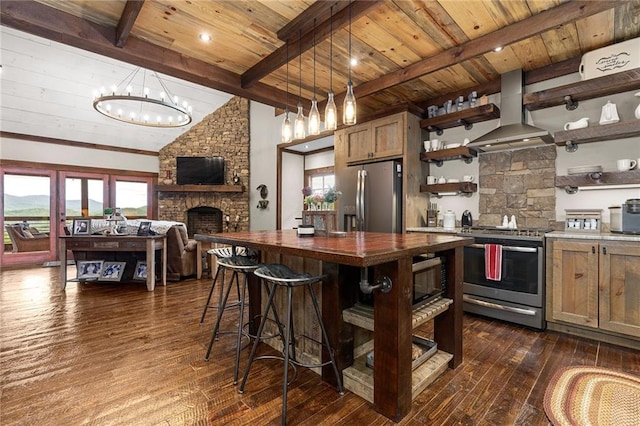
<box><xmin>248</xmin><ymin>101</ymin><xmax>280</xmax><ymax>231</ymax></box>
<box><xmin>282</xmin><ymin>152</ymin><xmax>305</xmax><ymax>230</ymax></box>
<box><xmin>0</xmin><ymin>137</ymin><xmax>159</xmax><ymax>172</ymax></box>
<box><xmin>424</xmin><ymin>74</ymin><xmax>640</xmax><ymax>226</ymax></box>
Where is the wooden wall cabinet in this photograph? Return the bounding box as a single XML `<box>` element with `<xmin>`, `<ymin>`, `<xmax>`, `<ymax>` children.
<box><xmin>340</xmin><ymin>113</ymin><xmax>405</xmax><ymax>164</ymax></box>
<box><xmin>550</xmin><ymin>238</ymin><xmax>640</xmax><ymax>339</ymax></box>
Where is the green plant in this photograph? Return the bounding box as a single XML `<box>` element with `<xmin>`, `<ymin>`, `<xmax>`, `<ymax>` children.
<box><xmin>103</xmin><ymin>207</ymin><xmax>113</xmax><ymax>215</ymax></box>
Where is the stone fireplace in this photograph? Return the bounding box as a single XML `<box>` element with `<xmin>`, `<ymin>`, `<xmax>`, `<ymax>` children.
<box><xmin>187</xmin><ymin>207</ymin><xmax>223</xmax><ymax>237</ymax></box>
<box><xmin>157</xmin><ymin>97</ymin><xmax>250</xmax><ymax>232</ymax></box>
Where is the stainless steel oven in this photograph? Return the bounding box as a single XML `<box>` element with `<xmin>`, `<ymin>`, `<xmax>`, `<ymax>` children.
<box><xmin>460</xmin><ymin>229</ymin><xmax>546</xmax><ymax>329</ymax></box>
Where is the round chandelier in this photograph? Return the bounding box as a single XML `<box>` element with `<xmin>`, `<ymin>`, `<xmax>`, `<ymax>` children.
<box><xmin>92</xmin><ymin>68</ymin><xmax>193</xmax><ymax>128</ymax></box>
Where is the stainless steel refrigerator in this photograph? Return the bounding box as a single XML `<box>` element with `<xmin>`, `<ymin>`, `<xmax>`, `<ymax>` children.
<box><xmin>337</xmin><ymin>160</ymin><xmax>402</xmax><ymax>233</ymax></box>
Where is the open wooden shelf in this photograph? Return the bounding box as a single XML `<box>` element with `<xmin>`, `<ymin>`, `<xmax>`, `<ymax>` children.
<box><xmin>523</xmin><ymin>68</ymin><xmax>640</xmax><ymax>111</ymax></box>
<box><xmin>419</xmin><ymin>104</ymin><xmax>500</xmax><ymax>134</ymax></box>
<box><xmin>155</xmin><ymin>184</ymin><xmax>244</xmax><ymax>193</ymax></box>
<box><xmin>420</xmin><ymin>146</ymin><xmax>479</xmax><ymax>166</ymax></box>
<box><xmin>554</xmin><ymin>121</ymin><xmax>640</xmax><ymax>147</ymax></box>
<box><xmin>343</xmin><ymin>298</ymin><xmax>453</xmax><ymax>331</ymax></box>
<box><xmin>342</xmin><ymin>349</ymin><xmax>453</xmax><ymax>404</ymax></box>
<box><xmin>556</xmin><ymin>170</ymin><xmax>640</xmax><ymax>189</ymax></box>
<box><xmin>420</xmin><ymin>182</ymin><xmax>477</xmax><ymax>195</ymax></box>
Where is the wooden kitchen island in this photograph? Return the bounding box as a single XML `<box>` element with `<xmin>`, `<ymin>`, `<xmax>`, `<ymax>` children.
<box><xmin>195</xmin><ymin>230</ymin><xmax>471</xmax><ymax>421</ymax></box>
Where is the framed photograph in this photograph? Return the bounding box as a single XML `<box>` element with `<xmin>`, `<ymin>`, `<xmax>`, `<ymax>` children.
<box><xmin>133</xmin><ymin>261</ymin><xmax>147</xmax><ymax>280</ymax></box>
<box><xmin>72</xmin><ymin>219</ymin><xmax>91</xmax><ymax>235</ymax></box>
<box><xmin>76</xmin><ymin>260</ymin><xmax>103</xmax><ymax>281</ymax></box>
<box><xmin>137</xmin><ymin>221</ymin><xmax>151</xmax><ymax>236</ymax></box>
<box><xmin>99</xmin><ymin>261</ymin><xmax>126</xmax><ymax>282</ymax></box>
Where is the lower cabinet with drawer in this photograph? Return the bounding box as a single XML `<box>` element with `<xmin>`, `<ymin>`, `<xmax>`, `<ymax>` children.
<box><xmin>547</xmin><ymin>237</ymin><xmax>640</xmax><ymax>345</ymax></box>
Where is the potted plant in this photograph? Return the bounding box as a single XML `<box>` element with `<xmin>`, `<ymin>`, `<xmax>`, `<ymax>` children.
<box><xmin>323</xmin><ymin>187</ymin><xmax>341</xmax><ymax>210</ymax></box>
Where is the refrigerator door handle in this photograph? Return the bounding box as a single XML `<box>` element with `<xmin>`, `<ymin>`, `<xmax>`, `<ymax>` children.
<box><xmin>360</xmin><ymin>170</ymin><xmax>367</xmax><ymax>231</ymax></box>
<box><xmin>355</xmin><ymin>170</ymin><xmax>362</xmax><ymax>231</ymax></box>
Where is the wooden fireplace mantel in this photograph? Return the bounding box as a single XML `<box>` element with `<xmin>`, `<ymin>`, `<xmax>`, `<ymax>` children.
<box><xmin>155</xmin><ymin>184</ymin><xmax>245</xmax><ymax>193</ymax></box>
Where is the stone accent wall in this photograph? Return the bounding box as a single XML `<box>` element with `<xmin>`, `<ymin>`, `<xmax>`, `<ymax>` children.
<box><xmin>478</xmin><ymin>145</ymin><xmax>556</xmax><ymax>229</ymax></box>
<box><xmin>157</xmin><ymin>97</ymin><xmax>250</xmax><ymax>231</ymax></box>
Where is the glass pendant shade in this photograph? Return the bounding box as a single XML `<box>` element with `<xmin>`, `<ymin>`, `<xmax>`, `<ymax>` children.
<box><xmin>282</xmin><ymin>111</ymin><xmax>292</xmax><ymax>143</ymax></box>
<box><xmin>308</xmin><ymin>98</ymin><xmax>321</xmax><ymax>135</ymax></box>
<box><xmin>343</xmin><ymin>81</ymin><xmax>357</xmax><ymax>125</ymax></box>
<box><xmin>325</xmin><ymin>90</ymin><xmax>337</xmax><ymax>131</ymax></box>
<box><xmin>294</xmin><ymin>102</ymin><xmax>306</xmax><ymax>140</ymax></box>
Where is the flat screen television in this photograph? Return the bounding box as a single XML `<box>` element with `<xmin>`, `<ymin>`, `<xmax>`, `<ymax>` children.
<box><xmin>176</xmin><ymin>156</ymin><xmax>225</xmax><ymax>185</ymax></box>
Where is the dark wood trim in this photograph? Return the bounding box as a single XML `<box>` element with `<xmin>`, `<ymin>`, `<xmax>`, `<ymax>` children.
<box><xmin>0</xmin><ymin>131</ymin><xmax>159</xmax><ymax>157</ymax></box>
<box><xmin>0</xmin><ymin>159</ymin><xmax>158</xmax><ymax>178</ymax></box>
<box><xmin>115</xmin><ymin>0</ymin><xmax>144</xmax><ymax>48</ymax></box>
<box><xmin>277</xmin><ymin>1</ymin><xmax>350</xmax><ymax>42</ymax></box>
<box><xmin>155</xmin><ymin>185</ymin><xmax>244</xmax><ymax>193</ymax></box>
<box><xmin>281</xmin><ymin>145</ymin><xmax>334</xmax><ymax>156</ymax></box>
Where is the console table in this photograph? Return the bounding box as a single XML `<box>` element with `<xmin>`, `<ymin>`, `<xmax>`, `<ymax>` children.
<box><xmin>59</xmin><ymin>235</ymin><xmax>167</xmax><ymax>291</ymax></box>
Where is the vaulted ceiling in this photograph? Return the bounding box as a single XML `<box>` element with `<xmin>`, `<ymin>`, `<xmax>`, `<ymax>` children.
<box><xmin>2</xmin><ymin>0</ymin><xmax>639</xmax><ymax>141</ymax></box>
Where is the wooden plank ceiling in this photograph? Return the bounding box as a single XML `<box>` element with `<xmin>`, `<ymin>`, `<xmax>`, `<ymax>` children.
<box><xmin>2</xmin><ymin>0</ymin><xmax>639</xmax><ymax>121</ymax></box>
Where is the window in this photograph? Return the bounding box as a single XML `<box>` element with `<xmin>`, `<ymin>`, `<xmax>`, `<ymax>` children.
<box><xmin>115</xmin><ymin>180</ymin><xmax>148</xmax><ymax>219</ymax></box>
<box><xmin>305</xmin><ymin>166</ymin><xmax>335</xmax><ymax>197</ymax></box>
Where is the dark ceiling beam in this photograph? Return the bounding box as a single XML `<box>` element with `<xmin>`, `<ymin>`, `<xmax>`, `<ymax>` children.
<box><xmin>0</xmin><ymin>0</ymin><xmax>292</xmax><ymax>110</ymax></box>
<box><xmin>332</xmin><ymin>1</ymin><xmax>624</xmax><ymax>107</ymax></box>
<box><xmin>277</xmin><ymin>0</ymin><xmax>349</xmax><ymax>42</ymax></box>
<box><xmin>241</xmin><ymin>0</ymin><xmax>382</xmax><ymax>89</ymax></box>
<box><xmin>115</xmin><ymin>0</ymin><xmax>145</xmax><ymax>47</ymax></box>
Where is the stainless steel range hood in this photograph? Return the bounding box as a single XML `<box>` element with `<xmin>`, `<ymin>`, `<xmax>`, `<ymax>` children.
<box><xmin>467</xmin><ymin>69</ymin><xmax>553</xmax><ymax>151</ymax></box>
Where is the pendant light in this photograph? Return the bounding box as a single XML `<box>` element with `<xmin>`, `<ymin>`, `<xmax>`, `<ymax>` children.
<box><xmin>281</xmin><ymin>41</ymin><xmax>292</xmax><ymax>143</ymax></box>
<box><xmin>294</xmin><ymin>29</ymin><xmax>306</xmax><ymax>140</ymax></box>
<box><xmin>343</xmin><ymin>1</ymin><xmax>357</xmax><ymax>125</ymax></box>
<box><xmin>324</xmin><ymin>5</ymin><xmax>337</xmax><ymax>131</ymax></box>
<box><xmin>308</xmin><ymin>19</ymin><xmax>321</xmax><ymax>135</ymax></box>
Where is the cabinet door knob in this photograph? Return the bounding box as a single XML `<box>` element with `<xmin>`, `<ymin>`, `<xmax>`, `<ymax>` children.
<box><xmin>592</xmin><ymin>246</ymin><xmax>596</xmax><ymax>254</ymax></box>
<box><xmin>603</xmin><ymin>247</ymin><xmax>607</xmax><ymax>255</ymax></box>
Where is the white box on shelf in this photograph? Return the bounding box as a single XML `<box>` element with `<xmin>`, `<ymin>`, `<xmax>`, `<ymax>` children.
<box><xmin>579</xmin><ymin>37</ymin><xmax>640</xmax><ymax>80</ymax></box>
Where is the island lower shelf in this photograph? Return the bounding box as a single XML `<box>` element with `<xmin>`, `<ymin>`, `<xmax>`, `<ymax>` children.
<box><xmin>342</xmin><ymin>297</ymin><xmax>454</xmax><ymax>403</ymax></box>
<box><xmin>343</xmin><ymin>349</ymin><xmax>453</xmax><ymax>404</ymax></box>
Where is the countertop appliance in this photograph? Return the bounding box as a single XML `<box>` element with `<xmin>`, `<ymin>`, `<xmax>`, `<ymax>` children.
<box><xmin>337</xmin><ymin>160</ymin><xmax>402</xmax><ymax>233</ymax></box>
<box><xmin>461</xmin><ymin>210</ymin><xmax>473</xmax><ymax>228</ymax></box>
<box><xmin>458</xmin><ymin>226</ymin><xmax>549</xmax><ymax>329</ymax></box>
<box><xmin>610</xmin><ymin>199</ymin><xmax>640</xmax><ymax>234</ymax></box>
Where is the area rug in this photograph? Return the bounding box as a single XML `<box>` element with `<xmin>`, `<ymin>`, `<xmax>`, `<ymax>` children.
<box><xmin>544</xmin><ymin>365</ymin><xmax>640</xmax><ymax>426</ymax></box>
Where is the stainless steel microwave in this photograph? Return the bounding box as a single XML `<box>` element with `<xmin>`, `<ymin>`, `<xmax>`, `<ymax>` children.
<box><xmin>357</xmin><ymin>254</ymin><xmax>446</xmax><ymax>307</ymax></box>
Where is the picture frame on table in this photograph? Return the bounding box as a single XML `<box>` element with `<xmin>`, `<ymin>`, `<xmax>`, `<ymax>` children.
<box><xmin>99</xmin><ymin>261</ymin><xmax>126</xmax><ymax>282</ymax></box>
<box><xmin>133</xmin><ymin>261</ymin><xmax>147</xmax><ymax>280</ymax></box>
<box><xmin>76</xmin><ymin>260</ymin><xmax>103</xmax><ymax>281</ymax></box>
<box><xmin>137</xmin><ymin>221</ymin><xmax>151</xmax><ymax>236</ymax></box>
<box><xmin>72</xmin><ymin>219</ymin><xmax>91</xmax><ymax>235</ymax></box>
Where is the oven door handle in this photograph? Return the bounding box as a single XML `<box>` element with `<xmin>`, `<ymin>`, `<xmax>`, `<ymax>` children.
<box><xmin>463</xmin><ymin>295</ymin><xmax>537</xmax><ymax>316</ymax></box>
<box><xmin>469</xmin><ymin>243</ymin><xmax>538</xmax><ymax>253</ymax></box>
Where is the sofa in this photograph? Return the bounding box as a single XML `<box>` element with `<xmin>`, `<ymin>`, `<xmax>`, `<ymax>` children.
<box><xmin>5</xmin><ymin>224</ymin><xmax>50</xmax><ymax>252</ymax></box>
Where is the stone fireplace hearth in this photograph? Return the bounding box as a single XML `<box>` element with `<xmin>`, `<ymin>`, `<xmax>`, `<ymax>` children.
<box><xmin>157</xmin><ymin>96</ymin><xmax>250</xmax><ymax>232</ymax></box>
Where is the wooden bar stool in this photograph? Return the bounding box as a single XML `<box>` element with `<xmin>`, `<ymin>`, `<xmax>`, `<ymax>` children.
<box><xmin>199</xmin><ymin>246</ymin><xmax>248</xmax><ymax>325</ymax></box>
<box><xmin>203</xmin><ymin>253</ymin><xmax>259</xmax><ymax>385</ymax></box>
<box><xmin>238</xmin><ymin>264</ymin><xmax>343</xmax><ymax>425</ymax></box>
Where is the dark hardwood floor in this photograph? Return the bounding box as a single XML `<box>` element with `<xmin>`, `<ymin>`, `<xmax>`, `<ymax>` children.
<box><xmin>2</xmin><ymin>265</ymin><xmax>639</xmax><ymax>425</ymax></box>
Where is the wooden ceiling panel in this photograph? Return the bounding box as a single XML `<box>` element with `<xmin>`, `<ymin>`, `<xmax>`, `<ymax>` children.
<box><xmin>7</xmin><ymin>0</ymin><xmax>638</xmax><ymax>123</ymax></box>
<box><xmin>540</xmin><ymin>23</ymin><xmax>581</xmax><ymax>63</ymax></box>
<box><xmin>482</xmin><ymin>46</ymin><xmax>527</xmax><ymax>75</ymax></box>
<box><xmin>575</xmin><ymin>9</ymin><xmax>615</xmax><ymax>53</ymax></box>
<box><xmin>510</xmin><ymin>36</ymin><xmax>553</xmax><ymax>71</ymax></box>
